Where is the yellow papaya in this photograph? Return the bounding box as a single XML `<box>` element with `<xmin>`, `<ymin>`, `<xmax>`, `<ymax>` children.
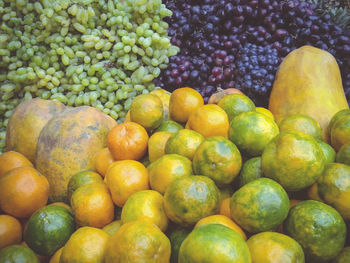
<box><xmin>35</xmin><ymin>106</ymin><xmax>116</xmax><ymax>203</ymax></box>
<box><xmin>269</xmin><ymin>46</ymin><xmax>348</xmax><ymax>142</ymax></box>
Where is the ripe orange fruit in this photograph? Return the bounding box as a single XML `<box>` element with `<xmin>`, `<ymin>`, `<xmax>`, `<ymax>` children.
<box><xmin>130</xmin><ymin>94</ymin><xmax>164</xmax><ymax>131</ymax></box>
<box><xmin>169</xmin><ymin>87</ymin><xmax>204</xmax><ymax>124</ymax></box>
<box><xmin>194</xmin><ymin>215</ymin><xmax>247</xmax><ymax>241</ymax></box>
<box><xmin>105</xmin><ymin>160</ymin><xmax>149</xmax><ymax>207</ymax></box>
<box><xmin>187</xmin><ymin>104</ymin><xmax>229</xmax><ymax>138</ymax></box>
<box><xmin>0</xmin><ymin>215</ymin><xmax>22</xmax><ymax>249</ymax></box>
<box><xmin>107</xmin><ymin>122</ymin><xmax>149</xmax><ymax>161</ymax></box>
<box><xmin>148</xmin><ymin>131</ymin><xmax>173</xmax><ymax>163</ymax></box>
<box><xmin>0</xmin><ymin>166</ymin><xmax>49</xmax><ymax>218</ymax></box>
<box><xmin>219</xmin><ymin>197</ymin><xmax>232</xmax><ymax>219</ymax></box>
<box><xmin>0</xmin><ymin>151</ymin><xmax>32</xmax><ymax>178</ymax></box>
<box><xmin>70</xmin><ymin>182</ymin><xmax>114</xmax><ymax>228</ymax></box>
<box><xmin>94</xmin><ymin>148</ymin><xmax>115</xmax><ymax>177</ymax></box>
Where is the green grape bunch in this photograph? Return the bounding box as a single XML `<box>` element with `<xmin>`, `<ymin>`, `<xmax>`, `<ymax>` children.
<box><xmin>0</xmin><ymin>0</ymin><xmax>179</xmax><ymax>154</ymax></box>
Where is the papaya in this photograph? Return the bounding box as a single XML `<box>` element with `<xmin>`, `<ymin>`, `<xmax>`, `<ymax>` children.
<box><xmin>269</xmin><ymin>46</ymin><xmax>349</xmax><ymax>142</ymax></box>
<box><xmin>36</xmin><ymin>106</ymin><xmax>116</xmax><ymax>203</ymax></box>
<box><xmin>6</xmin><ymin>98</ymin><xmax>66</xmax><ymax>163</ymax></box>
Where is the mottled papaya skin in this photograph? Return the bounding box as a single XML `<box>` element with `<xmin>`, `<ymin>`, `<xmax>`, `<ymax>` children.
<box><xmin>269</xmin><ymin>46</ymin><xmax>349</xmax><ymax>142</ymax></box>
<box><xmin>36</xmin><ymin>106</ymin><xmax>116</xmax><ymax>203</ymax></box>
<box><xmin>6</xmin><ymin>98</ymin><xmax>66</xmax><ymax>163</ymax></box>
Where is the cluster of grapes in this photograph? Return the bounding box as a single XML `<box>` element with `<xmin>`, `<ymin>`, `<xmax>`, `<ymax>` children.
<box><xmin>156</xmin><ymin>0</ymin><xmax>350</xmax><ymax>105</ymax></box>
<box><xmin>0</xmin><ymin>0</ymin><xmax>179</xmax><ymax>153</ymax></box>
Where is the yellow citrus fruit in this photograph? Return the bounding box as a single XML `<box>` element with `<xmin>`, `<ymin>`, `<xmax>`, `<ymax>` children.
<box><xmin>121</xmin><ymin>190</ymin><xmax>168</xmax><ymax>232</ymax></box>
<box><xmin>148</xmin><ymin>131</ymin><xmax>173</xmax><ymax>163</ymax></box>
<box><xmin>219</xmin><ymin>197</ymin><xmax>232</xmax><ymax>219</ymax></box>
<box><xmin>331</xmin><ymin>114</ymin><xmax>350</xmax><ymax>151</ymax></box>
<box><xmin>165</xmin><ymin>129</ymin><xmax>204</xmax><ymax>160</ymax></box>
<box><xmin>192</xmin><ymin>136</ymin><xmax>242</xmax><ymax>186</ymax></box>
<box><xmin>150</xmin><ymin>88</ymin><xmax>171</xmax><ymax>120</ymax></box>
<box><xmin>60</xmin><ymin>227</ymin><xmax>110</xmax><ymax>263</ymax></box>
<box><xmin>279</xmin><ymin>114</ymin><xmax>323</xmax><ymax>140</ymax></box>
<box><xmin>218</xmin><ymin>94</ymin><xmax>255</xmax><ymax>121</ymax></box>
<box><xmin>148</xmin><ymin>154</ymin><xmax>193</xmax><ymax>194</ymax></box>
<box><xmin>49</xmin><ymin>247</ymin><xmax>63</xmax><ymax>263</ymax></box>
<box><xmin>247</xmin><ymin>232</ymin><xmax>305</xmax><ymax>263</ymax></box>
<box><xmin>105</xmin><ymin>160</ymin><xmax>149</xmax><ymax>207</ymax></box>
<box><xmin>319</xmin><ymin>140</ymin><xmax>336</xmax><ymax>164</ymax></box>
<box><xmin>169</xmin><ymin>87</ymin><xmax>204</xmax><ymax>124</ymax></box>
<box><xmin>155</xmin><ymin>120</ymin><xmax>183</xmax><ymax>133</ymax></box>
<box><xmin>102</xmin><ymin>220</ymin><xmax>121</xmax><ymax>236</ymax></box>
<box><xmin>48</xmin><ymin>202</ymin><xmax>73</xmax><ymax>214</ymax></box>
<box><xmin>105</xmin><ymin>220</ymin><xmax>171</xmax><ymax>263</ymax></box>
<box><xmin>0</xmin><ymin>151</ymin><xmax>33</xmax><ymax>178</ymax></box>
<box><xmin>187</xmin><ymin>104</ymin><xmax>230</xmax><ymax>138</ymax></box>
<box><xmin>195</xmin><ymin>215</ymin><xmax>247</xmax><ymax>241</ymax></box>
<box><xmin>70</xmin><ymin>182</ymin><xmax>114</xmax><ymax>228</ymax></box>
<box><xmin>94</xmin><ymin>148</ymin><xmax>115</xmax><ymax>177</ymax></box>
<box><xmin>256</xmin><ymin>107</ymin><xmax>274</xmax><ymax>120</ymax></box>
<box><xmin>130</xmin><ymin>94</ymin><xmax>164</xmax><ymax>131</ymax></box>
<box><xmin>0</xmin><ymin>215</ymin><xmax>22</xmax><ymax>249</ymax></box>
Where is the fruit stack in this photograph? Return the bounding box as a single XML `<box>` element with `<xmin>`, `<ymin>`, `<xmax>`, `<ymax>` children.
<box><xmin>1</xmin><ymin>46</ymin><xmax>350</xmax><ymax>263</ymax></box>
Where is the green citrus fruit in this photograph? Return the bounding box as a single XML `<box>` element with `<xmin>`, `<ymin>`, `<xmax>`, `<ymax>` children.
<box><xmin>166</xmin><ymin>225</ymin><xmax>192</xmax><ymax>263</ymax></box>
<box><xmin>247</xmin><ymin>232</ymin><xmax>305</xmax><ymax>263</ymax></box>
<box><xmin>23</xmin><ymin>205</ymin><xmax>75</xmax><ymax>256</ymax></box>
<box><xmin>102</xmin><ymin>220</ymin><xmax>121</xmax><ymax>236</ymax></box>
<box><xmin>67</xmin><ymin>170</ymin><xmax>103</xmax><ymax>201</ymax></box>
<box><xmin>284</xmin><ymin>200</ymin><xmax>347</xmax><ymax>262</ymax></box>
<box><xmin>156</xmin><ymin>120</ymin><xmax>183</xmax><ymax>133</ymax></box>
<box><xmin>165</xmin><ymin>129</ymin><xmax>204</xmax><ymax>160</ymax></box>
<box><xmin>0</xmin><ymin>245</ymin><xmax>40</xmax><ymax>263</ymax></box>
<box><xmin>164</xmin><ymin>175</ymin><xmax>220</xmax><ymax>227</ymax></box>
<box><xmin>239</xmin><ymin>157</ymin><xmax>262</xmax><ymax>187</ymax></box>
<box><xmin>192</xmin><ymin>136</ymin><xmax>242</xmax><ymax>186</ymax></box>
<box><xmin>279</xmin><ymin>114</ymin><xmax>322</xmax><ymax>140</ymax></box>
<box><xmin>317</xmin><ymin>163</ymin><xmax>350</xmax><ymax>220</ymax></box>
<box><xmin>328</xmin><ymin>109</ymin><xmax>350</xmax><ymax>140</ymax></box>
<box><xmin>230</xmin><ymin>178</ymin><xmax>289</xmax><ymax>233</ymax></box>
<box><xmin>217</xmin><ymin>94</ymin><xmax>255</xmax><ymax>121</ymax></box>
<box><xmin>228</xmin><ymin>111</ymin><xmax>279</xmax><ymax>157</ymax></box>
<box><xmin>262</xmin><ymin>131</ymin><xmax>325</xmax><ymax>192</ymax></box>
<box><xmin>331</xmin><ymin>114</ymin><xmax>350</xmax><ymax>151</ymax></box>
<box><xmin>319</xmin><ymin>140</ymin><xmax>336</xmax><ymax>164</ymax></box>
<box><xmin>333</xmin><ymin>247</ymin><xmax>350</xmax><ymax>263</ymax></box>
<box><xmin>336</xmin><ymin>143</ymin><xmax>350</xmax><ymax>166</ymax></box>
<box><xmin>178</xmin><ymin>224</ymin><xmax>251</xmax><ymax>263</ymax></box>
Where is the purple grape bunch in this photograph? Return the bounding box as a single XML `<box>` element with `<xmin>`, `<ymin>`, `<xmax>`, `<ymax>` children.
<box><xmin>155</xmin><ymin>0</ymin><xmax>350</xmax><ymax>106</ymax></box>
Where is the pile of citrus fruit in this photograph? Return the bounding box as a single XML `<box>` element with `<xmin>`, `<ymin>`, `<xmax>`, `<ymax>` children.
<box><xmin>1</xmin><ymin>87</ymin><xmax>350</xmax><ymax>263</ymax></box>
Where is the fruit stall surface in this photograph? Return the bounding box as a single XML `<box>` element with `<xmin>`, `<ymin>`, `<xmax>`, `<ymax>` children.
<box><xmin>1</xmin><ymin>0</ymin><xmax>350</xmax><ymax>262</ymax></box>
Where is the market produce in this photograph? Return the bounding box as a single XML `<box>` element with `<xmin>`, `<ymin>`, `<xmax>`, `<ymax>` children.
<box><xmin>336</xmin><ymin>143</ymin><xmax>350</xmax><ymax>165</ymax></box>
<box><xmin>238</xmin><ymin>157</ymin><xmax>262</xmax><ymax>187</ymax></box>
<box><xmin>319</xmin><ymin>140</ymin><xmax>336</xmax><ymax>164</ymax></box>
<box><xmin>217</xmin><ymin>93</ymin><xmax>255</xmax><ymax>121</ymax></box>
<box><xmin>167</xmin><ymin>225</ymin><xmax>191</xmax><ymax>263</ymax></box>
<box><xmin>285</xmin><ymin>200</ymin><xmax>347</xmax><ymax>262</ymax></box>
<box><xmin>102</xmin><ymin>220</ymin><xmax>121</xmax><ymax>236</ymax></box>
<box><xmin>36</xmin><ymin>106</ymin><xmax>116</xmax><ymax>202</ymax></box>
<box><xmin>334</xmin><ymin>247</ymin><xmax>350</xmax><ymax>263</ymax></box>
<box><xmin>208</xmin><ymin>88</ymin><xmax>244</xmax><ymax>104</ymax></box>
<box><xmin>5</xmin><ymin>98</ymin><xmax>65</xmax><ymax>163</ymax></box>
<box><xmin>67</xmin><ymin>170</ymin><xmax>103</xmax><ymax>201</ymax></box>
<box><xmin>0</xmin><ymin>150</ymin><xmax>32</xmax><ymax>178</ymax></box>
<box><xmin>148</xmin><ymin>131</ymin><xmax>172</xmax><ymax>162</ymax></box>
<box><xmin>157</xmin><ymin>0</ymin><xmax>350</xmax><ymax>106</ymax></box>
<box><xmin>0</xmin><ymin>215</ymin><xmax>22</xmax><ymax>250</ymax></box>
<box><xmin>331</xmin><ymin>114</ymin><xmax>350</xmax><ymax>151</ymax></box>
<box><xmin>0</xmin><ymin>245</ymin><xmax>40</xmax><ymax>263</ymax></box>
<box><xmin>269</xmin><ymin>46</ymin><xmax>349</xmax><ymax>141</ymax></box>
<box><xmin>94</xmin><ymin>147</ymin><xmax>115</xmax><ymax>177</ymax></box>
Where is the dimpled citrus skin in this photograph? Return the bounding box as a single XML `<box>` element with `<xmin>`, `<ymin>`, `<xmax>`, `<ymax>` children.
<box><xmin>247</xmin><ymin>232</ymin><xmax>305</xmax><ymax>263</ymax></box>
<box><xmin>192</xmin><ymin>136</ymin><xmax>242</xmax><ymax>186</ymax></box>
<box><xmin>331</xmin><ymin>115</ymin><xmax>350</xmax><ymax>151</ymax></box>
<box><xmin>163</xmin><ymin>175</ymin><xmax>220</xmax><ymax>227</ymax></box>
<box><xmin>317</xmin><ymin>163</ymin><xmax>350</xmax><ymax>220</ymax></box>
<box><xmin>284</xmin><ymin>200</ymin><xmax>347</xmax><ymax>263</ymax></box>
<box><xmin>261</xmin><ymin>131</ymin><xmax>325</xmax><ymax>192</ymax></box>
<box><xmin>178</xmin><ymin>224</ymin><xmax>251</xmax><ymax>263</ymax></box>
<box><xmin>217</xmin><ymin>94</ymin><xmax>256</xmax><ymax>121</ymax></box>
<box><xmin>230</xmin><ymin>178</ymin><xmax>290</xmax><ymax>234</ymax></box>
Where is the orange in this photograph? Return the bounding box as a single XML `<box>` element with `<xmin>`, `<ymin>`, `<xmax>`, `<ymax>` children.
<box><xmin>107</xmin><ymin>122</ymin><xmax>149</xmax><ymax>161</ymax></box>
<box><xmin>49</xmin><ymin>247</ymin><xmax>63</xmax><ymax>263</ymax></box>
<box><xmin>20</xmin><ymin>241</ymin><xmax>49</xmax><ymax>263</ymax></box>
<box><xmin>247</xmin><ymin>232</ymin><xmax>305</xmax><ymax>263</ymax></box>
<box><xmin>148</xmin><ymin>131</ymin><xmax>173</xmax><ymax>163</ymax></box>
<box><xmin>67</xmin><ymin>170</ymin><xmax>103</xmax><ymax>202</ymax></box>
<box><xmin>217</xmin><ymin>94</ymin><xmax>255</xmax><ymax>121</ymax></box>
<box><xmin>256</xmin><ymin>107</ymin><xmax>274</xmax><ymax>120</ymax></box>
<box><xmin>187</xmin><ymin>104</ymin><xmax>230</xmax><ymax>138</ymax></box>
<box><xmin>48</xmin><ymin>202</ymin><xmax>73</xmax><ymax>214</ymax></box>
<box><xmin>130</xmin><ymin>94</ymin><xmax>164</xmax><ymax>131</ymax></box>
<box><xmin>0</xmin><ymin>215</ymin><xmax>22</xmax><ymax>249</ymax></box>
<box><xmin>165</xmin><ymin>129</ymin><xmax>204</xmax><ymax>160</ymax></box>
<box><xmin>94</xmin><ymin>148</ymin><xmax>115</xmax><ymax>177</ymax></box>
<box><xmin>150</xmin><ymin>88</ymin><xmax>171</xmax><ymax>120</ymax></box>
<box><xmin>148</xmin><ymin>154</ymin><xmax>192</xmax><ymax>194</ymax></box>
<box><xmin>60</xmin><ymin>226</ymin><xmax>110</xmax><ymax>263</ymax></box>
<box><xmin>0</xmin><ymin>166</ymin><xmax>49</xmax><ymax>218</ymax></box>
<box><xmin>102</xmin><ymin>220</ymin><xmax>121</xmax><ymax>236</ymax></box>
<box><xmin>0</xmin><ymin>245</ymin><xmax>40</xmax><ymax>262</ymax></box>
<box><xmin>121</xmin><ymin>190</ymin><xmax>168</xmax><ymax>232</ymax></box>
<box><xmin>105</xmin><ymin>160</ymin><xmax>149</xmax><ymax>207</ymax></box>
<box><xmin>70</xmin><ymin>182</ymin><xmax>114</xmax><ymax>228</ymax></box>
<box><xmin>0</xmin><ymin>151</ymin><xmax>33</xmax><ymax>178</ymax></box>
<box><xmin>219</xmin><ymin>197</ymin><xmax>232</xmax><ymax>219</ymax></box>
<box><xmin>194</xmin><ymin>215</ymin><xmax>247</xmax><ymax>240</ymax></box>
<box><xmin>169</xmin><ymin>87</ymin><xmax>204</xmax><ymax>123</ymax></box>
<box><xmin>331</xmin><ymin>114</ymin><xmax>350</xmax><ymax>151</ymax></box>
<box><xmin>105</xmin><ymin>220</ymin><xmax>171</xmax><ymax>263</ymax></box>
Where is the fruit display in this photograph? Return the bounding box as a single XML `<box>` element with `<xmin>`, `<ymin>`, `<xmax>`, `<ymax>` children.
<box><xmin>2</xmin><ymin>0</ymin><xmax>350</xmax><ymax>262</ymax></box>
